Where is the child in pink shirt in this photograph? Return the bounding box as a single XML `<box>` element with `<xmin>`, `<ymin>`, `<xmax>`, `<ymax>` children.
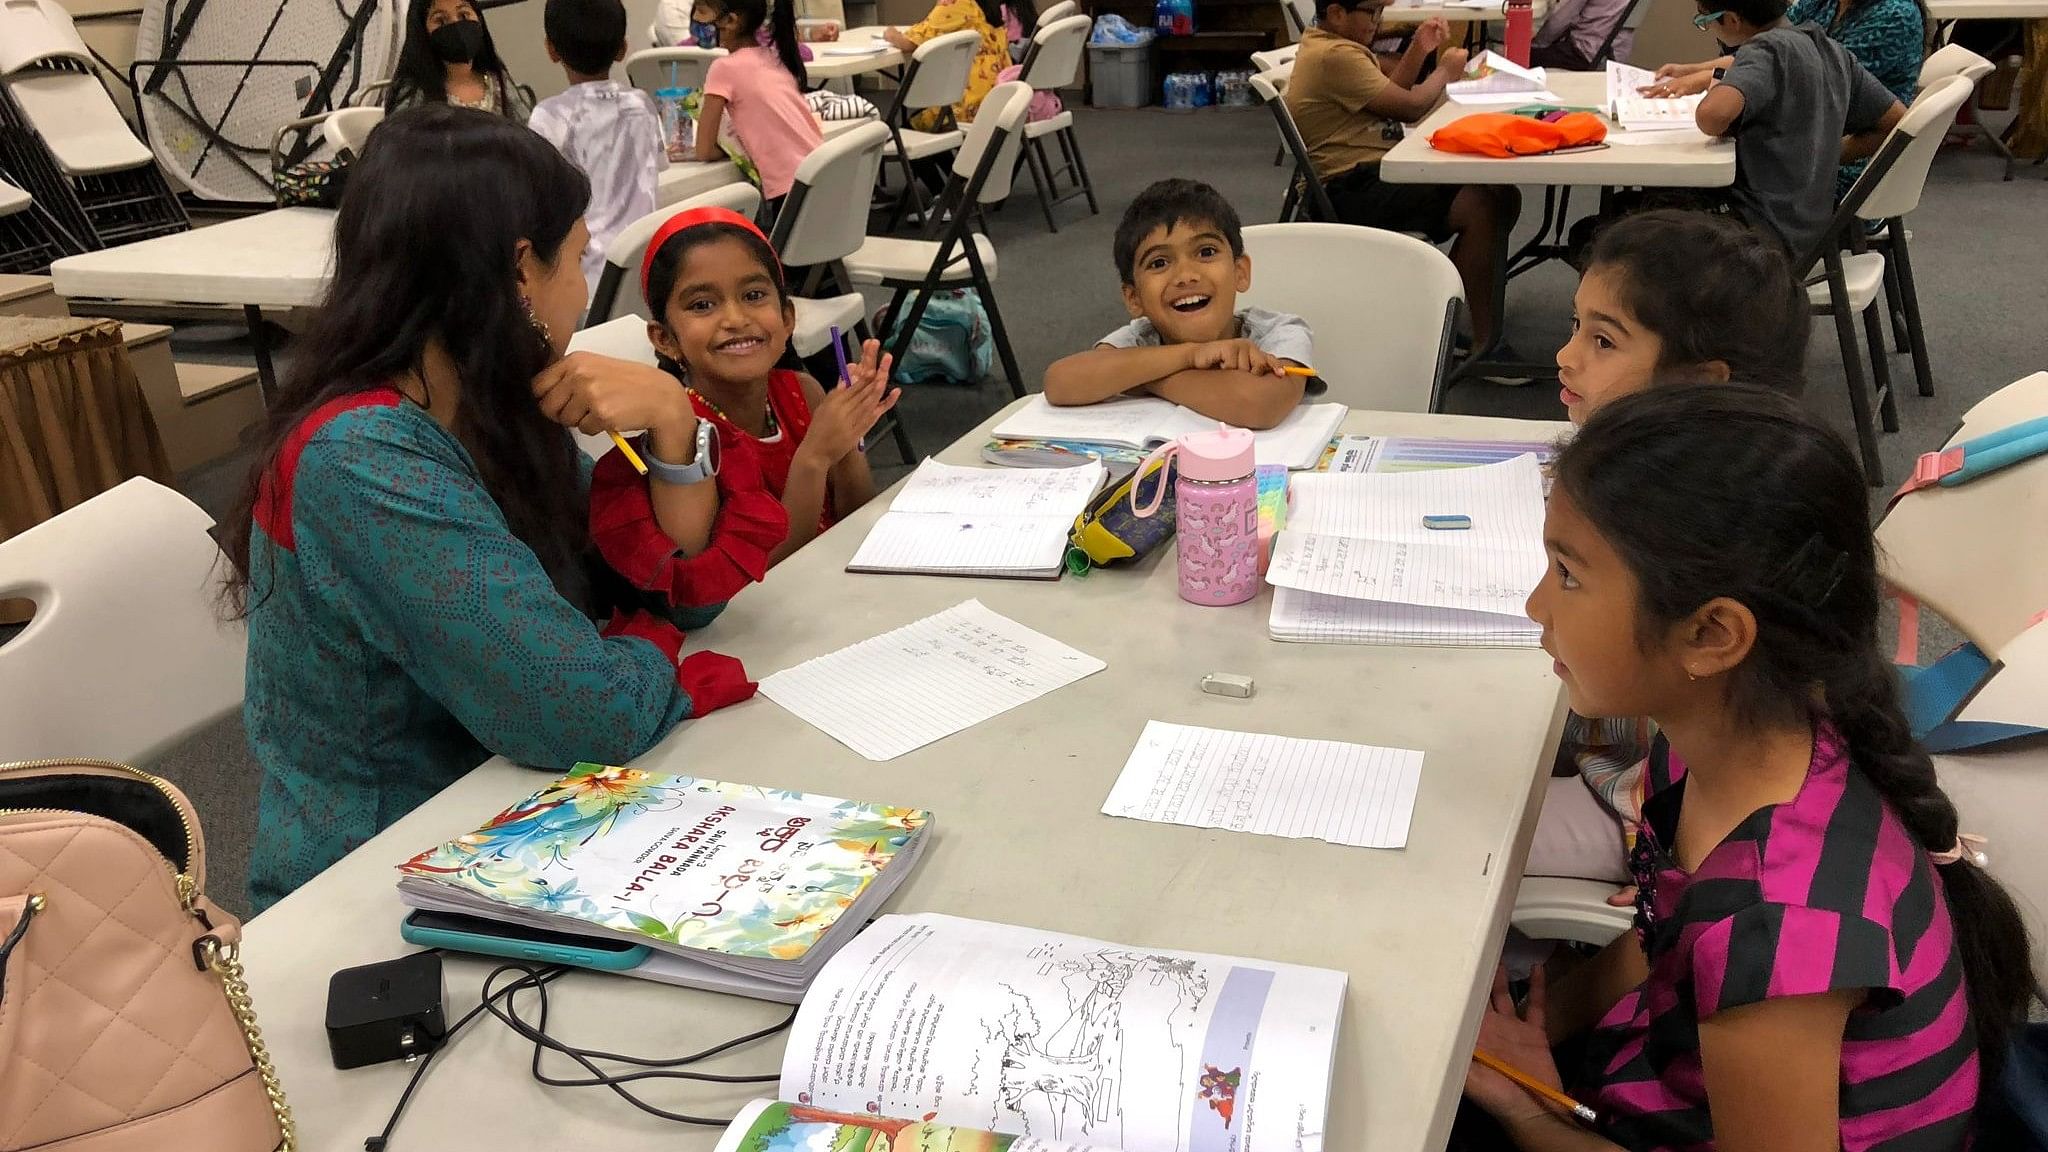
<box><xmin>692</xmin><ymin>0</ymin><xmax>822</xmax><ymax>203</ymax></box>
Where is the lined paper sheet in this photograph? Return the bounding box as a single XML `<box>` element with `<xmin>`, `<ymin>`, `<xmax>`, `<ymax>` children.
<box><xmin>1102</xmin><ymin>721</ymin><xmax>1426</xmax><ymax>848</ymax></box>
<box><xmin>759</xmin><ymin>600</ymin><xmax>1106</xmax><ymax>761</ymax></box>
<box><xmin>847</xmin><ymin>459</ymin><xmax>1103</xmax><ymax>578</ymax></box>
<box><xmin>1266</xmin><ymin>454</ymin><xmax>1547</xmax><ymax>646</ymax></box>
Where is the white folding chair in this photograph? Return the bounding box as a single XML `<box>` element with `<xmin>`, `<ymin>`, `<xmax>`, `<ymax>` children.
<box><xmin>625</xmin><ymin>46</ymin><xmax>728</xmax><ymax>96</ymax></box>
<box><xmin>0</xmin><ymin>175</ymin><xmax>72</xmax><ymax>271</ymax></box>
<box><xmin>878</xmin><ymin>29</ymin><xmax>981</xmax><ymax>229</ymax></box>
<box><xmin>771</xmin><ymin>121</ymin><xmax>909</xmax><ymax>457</ymax></box>
<box><xmin>585</xmin><ymin>182</ymin><xmax>766</xmax><ymax>325</ymax></box>
<box><xmin>1014</xmin><ymin>14</ymin><xmax>1098</xmax><ymax>232</ymax></box>
<box><xmin>1036</xmin><ymin>0</ymin><xmax>1079</xmax><ymax>28</ymax></box>
<box><xmin>1238</xmin><ymin>222</ymin><xmax>1462</xmax><ymax>412</ymax></box>
<box><xmin>1278</xmin><ymin>0</ymin><xmax>1314</xmax><ymax>39</ymax></box>
<box><xmin>321</xmin><ymin>107</ymin><xmax>385</xmax><ymax>157</ymax></box>
<box><xmin>1800</xmin><ymin>75</ymin><xmax>1972</xmax><ymax>485</ymax></box>
<box><xmin>845</xmin><ymin>81</ymin><xmax>1033</xmax><ymax>457</ymax></box>
<box><xmin>0</xmin><ymin>479</ymin><xmax>246</xmax><ymax>765</ymax></box>
<box><xmin>1510</xmin><ymin>877</ymin><xmax>1634</xmax><ymax>948</ymax></box>
<box><xmin>1253</xmin><ymin>68</ymin><xmax>1339</xmax><ymax>227</ymax></box>
<box><xmin>1876</xmin><ymin>377</ymin><xmax>2048</xmax><ymax>658</ymax></box>
<box><xmin>1250</xmin><ymin>45</ymin><xmax>1298</xmax><ymax>72</ymax></box>
<box><xmin>1918</xmin><ymin>43</ymin><xmax>1995</xmax><ymax>91</ymax></box>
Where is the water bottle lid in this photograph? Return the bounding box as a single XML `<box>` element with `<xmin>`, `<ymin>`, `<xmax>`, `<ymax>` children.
<box><xmin>1175</xmin><ymin>424</ymin><xmax>1256</xmax><ymax>481</ymax></box>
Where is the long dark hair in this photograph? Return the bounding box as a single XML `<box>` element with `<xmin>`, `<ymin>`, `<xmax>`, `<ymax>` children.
<box><xmin>699</xmin><ymin>0</ymin><xmax>806</xmax><ymax>86</ymax></box>
<box><xmin>977</xmin><ymin>0</ymin><xmax>1035</xmax><ymax>33</ymax></box>
<box><xmin>385</xmin><ymin>0</ymin><xmax>511</xmax><ymax>110</ymax></box>
<box><xmin>1554</xmin><ymin>385</ymin><xmax>2038</xmax><ymax>1080</ymax></box>
<box><xmin>1586</xmin><ymin>210</ymin><xmax>1809</xmax><ymax>397</ymax></box>
<box><xmin>220</xmin><ymin>104</ymin><xmax>598</xmax><ymax>615</ymax></box>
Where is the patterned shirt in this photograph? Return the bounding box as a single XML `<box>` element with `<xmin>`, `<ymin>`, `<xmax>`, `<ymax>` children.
<box><xmin>528</xmin><ymin>80</ymin><xmax>669</xmax><ymax>299</ymax></box>
<box><xmin>1581</xmin><ymin>721</ymin><xmax>1977</xmax><ymax>1152</ymax></box>
<box><xmin>243</xmin><ymin>392</ymin><xmax>760</xmax><ymax>911</ymax></box>
<box><xmin>903</xmin><ymin>0</ymin><xmax>1010</xmax><ymax>130</ymax></box>
<box><xmin>1788</xmin><ymin>0</ymin><xmax>1927</xmax><ymax>198</ymax></box>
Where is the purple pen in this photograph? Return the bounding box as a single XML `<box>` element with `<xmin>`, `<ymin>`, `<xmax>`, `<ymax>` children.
<box><xmin>831</xmin><ymin>325</ymin><xmax>868</xmax><ymax>454</ymax></box>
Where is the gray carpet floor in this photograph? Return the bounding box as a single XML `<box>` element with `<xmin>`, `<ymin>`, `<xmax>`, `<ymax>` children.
<box><xmin>126</xmin><ymin>105</ymin><xmax>2048</xmax><ymax>916</ymax></box>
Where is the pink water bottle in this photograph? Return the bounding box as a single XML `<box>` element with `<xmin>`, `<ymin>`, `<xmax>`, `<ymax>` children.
<box><xmin>1131</xmin><ymin>426</ymin><xmax>1260</xmax><ymax>607</ymax></box>
<box><xmin>1504</xmin><ymin>0</ymin><xmax>1533</xmax><ymax>67</ymax></box>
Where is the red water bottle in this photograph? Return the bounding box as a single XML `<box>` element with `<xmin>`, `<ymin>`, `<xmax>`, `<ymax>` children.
<box><xmin>1504</xmin><ymin>0</ymin><xmax>1533</xmax><ymax>67</ymax></box>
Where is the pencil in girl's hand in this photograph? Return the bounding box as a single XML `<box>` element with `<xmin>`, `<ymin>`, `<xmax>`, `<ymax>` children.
<box><xmin>1471</xmin><ymin>1049</ymin><xmax>1599</xmax><ymax>1125</ymax></box>
<box><xmin>831</xmin><ymin>325</ymin><xmax>851</xmax><ymax>388</ymax></box>
<box><xmin>609</xmin><ymin>431</ymin><xmax>648</xmax><ymax>475</ymax></box>
<box><xmin>1281</xmin><ymin>364</ymin><xmax>1320</xmax><ymax>378</ymax></box>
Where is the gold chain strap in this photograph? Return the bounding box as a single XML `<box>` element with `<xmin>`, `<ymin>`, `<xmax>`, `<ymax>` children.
<box><xmin>205</xmin><ymin>939</ymin><xmax>297</xmax><ymax>1152</ymax></box>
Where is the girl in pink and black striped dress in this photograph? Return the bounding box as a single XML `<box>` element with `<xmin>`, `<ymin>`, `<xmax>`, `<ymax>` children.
<box><xmin>1457</xmin><ymin>385</ymin><xmax>2038</xmax><ymax>1152</ymax></box>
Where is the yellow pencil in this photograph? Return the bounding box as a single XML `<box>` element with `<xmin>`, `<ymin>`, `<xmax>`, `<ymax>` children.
<box><xmin>1471</xmin><ymin>1049</ymin><xmax>1599</xmax><ymax>1125</ymax></box>
<box><xmin>1281</xmin><ymin>364</ymin><xmax>1320</xmax><ymax>378</ymax></box>
<box><xmin>608</xmin><ymin>431</ymin><xmax>648</xmax><ymax>475</ymax></box>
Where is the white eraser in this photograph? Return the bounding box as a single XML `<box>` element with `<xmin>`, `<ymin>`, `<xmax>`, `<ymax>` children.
<box><xmin>1200</xmin><ymin>673</ymin><xmax>1256</xmax><ymax>698</ymax></box>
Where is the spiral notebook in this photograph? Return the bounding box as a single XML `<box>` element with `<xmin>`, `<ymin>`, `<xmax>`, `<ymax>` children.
<box><xmin>846</xmin><ymin>458</ymin><xmax>1105</xmax><ymax>579</ymax></box>
<box><xmin>1266</xmin><ymin>454</ymin><xmax>1548</xmax><ymax>647</ymax></box>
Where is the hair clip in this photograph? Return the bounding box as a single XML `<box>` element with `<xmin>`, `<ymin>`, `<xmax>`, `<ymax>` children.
<box><xmin>1930</xmin><ymin>832</ymin><xmax>1988</xmax><ymax>868</ymax></box>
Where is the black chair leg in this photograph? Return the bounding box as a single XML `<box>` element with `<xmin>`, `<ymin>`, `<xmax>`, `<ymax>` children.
<box><xmin>1881</xmin><ymin>252</ymin><xmax>1910</xmax><ymax>352</ymax></box>
<box><xmin>963</xmin><ymin>245</ymin><xmax>1026</xmax><ymax>399</ymax></box>
<box><xmin>1890</xmin><ymin>223</ymin><xmax>1934</xmax><ymax>397</ymax></box>
<box><xmin>1823</xmin><ymin>265</ymin><xmax>1882</xmax><ymax>486</ymax></box>
<box><xmin>1861</xmin><ymin>300</ymin><xmax>1898</xmax><ymax>434</ymax></box>
<box><xmin>1064</xmin><ymin>126</ymin><xmax>1099</xmax><ymax>214</ymax></box>
<box><xmin>1026</xmin><ymin>137</ymin><xmax>1059</xmax><ymax>232</ymax></box>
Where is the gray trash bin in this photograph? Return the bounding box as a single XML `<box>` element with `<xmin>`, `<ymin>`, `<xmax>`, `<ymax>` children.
<box><xmin>1088</xmin><ymin>42</ymin><xmax>1155</xmax><ymax>108</ymax></box>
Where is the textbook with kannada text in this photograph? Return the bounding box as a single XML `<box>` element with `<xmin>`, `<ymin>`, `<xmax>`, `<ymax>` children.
<box><xmin>991</xmin><ymin>396</ymin><xmax>1347</xmax><ymax>471</ymax></box>
<box><xmin>396</xmin><ymin>762</ymin><xmax>931</xmax><ymax>1001</ymax></box>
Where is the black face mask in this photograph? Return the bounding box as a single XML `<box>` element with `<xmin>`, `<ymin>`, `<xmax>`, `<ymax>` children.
<box><xmin>428</xmin><ymin>20</ymin><xmax>486</xmax><ymax>64</ymax></box>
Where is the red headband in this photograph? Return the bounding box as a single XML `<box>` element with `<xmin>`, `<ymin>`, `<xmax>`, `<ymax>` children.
<box><xmin>640</xmin><ymin>207</ymin><xmax>781</xmax><ymax>300</ymax></box>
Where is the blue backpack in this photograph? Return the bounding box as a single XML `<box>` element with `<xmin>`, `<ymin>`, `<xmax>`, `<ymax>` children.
<box><xmin>1890</xmin><ymin>415</ymin><xmax>2048</xmax><ymax>753</ymax></box>
<box><xmin>879</xmin><ymin>290</ymin><xmax>994</xmax><ymax>386</ymax></box>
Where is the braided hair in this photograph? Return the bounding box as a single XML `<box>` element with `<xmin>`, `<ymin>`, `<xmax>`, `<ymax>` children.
<box><xmin>1554</xmin><ymin>384</ymin><xmax>2038</xmax><ymax>1080</ymax></box>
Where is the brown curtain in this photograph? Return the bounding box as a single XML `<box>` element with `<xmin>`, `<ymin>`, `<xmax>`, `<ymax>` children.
<box><xmin>0</xmin><ymin>315</ymin><xmax>174</xmax><ymax>545</ymax></box>
<box><xmin>2011</xmin><ymin>20</ymin><xmax>2048</xmax><ymax>160</ymax></box>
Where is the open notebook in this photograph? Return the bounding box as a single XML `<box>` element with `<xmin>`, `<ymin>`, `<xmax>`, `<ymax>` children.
<box><xmin>1607</xmin><ymin>60</ymin><xmax>1705</xmax><ymax>131</ymax></box>
<box><xmin>1266</xmin><ymin>454</ymin><xmax>1548</xmax><ymax>646</ymax></box>
<box><xmin>847</xmin><ymin>458</ymin><xmax>1105</xmax><ymax>579</ymax></box>
<box><xmin>991</xmin><ymin>395</ymin><xmax>1348</xmax><ymax>470</ymax></box>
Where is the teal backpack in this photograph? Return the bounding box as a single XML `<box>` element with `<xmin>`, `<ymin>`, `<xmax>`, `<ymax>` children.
<box><xmin>879</xmin><ymin>290</ymin><xmax>994</xmax><ymax>386</ymax></box>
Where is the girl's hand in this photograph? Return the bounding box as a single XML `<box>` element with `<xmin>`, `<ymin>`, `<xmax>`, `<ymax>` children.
<box><xmin>532</xmin><ymin>352</ymin><xmax>693</xmax><ymax>439</ymax></box>
<box><xmin>1464</xmin><ymin>966</ymin><xmax>1567</xmax><ymax>1125</ymax></box>
<box><xmin>802</xmin><ymin>341</ymin><xmax>900</xmax><ymax>461</ymax></box>
<box><xmin>1606</xmin><ymin>884</ymin><xmax>1639</xmax><ymax>907</ymax></box>
<box><xmin>1654</xmin><ymin>60</ymin><xmax>1710</xmax><ymax>81</ymax></box>
<box><xmin>1434</xmin><ymin>46</ymin><xmax>1471</xmax><ymax>82</ymax></box>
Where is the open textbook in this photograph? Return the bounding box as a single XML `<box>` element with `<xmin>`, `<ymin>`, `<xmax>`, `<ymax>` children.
<box><xmin>991</xmin><ymin>395</ymin><xmax>1348</xmax><ymax>471</ymax></box>
<box><xmin>1606</xmin><ymin>60</ymin><xmax>1705</xmax><ymax>132</ymax></box>
<box><xmin>1447</xmin><ymin>51</ymin><xmax>1554</xmax><ymax>104</ymax></box>
<box><xmin>710</xmin><ymin>913</ymin><xmax>1345</xmax><ymax>1152</ymax></box>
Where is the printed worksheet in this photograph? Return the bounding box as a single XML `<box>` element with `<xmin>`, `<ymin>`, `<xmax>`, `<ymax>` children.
<box><xmin>758</xmin><ymin>600</ymin><xmax>1105</xmax><ymax>761</ymax></box>
<box><xmin>1101</xmin><ymin>721</ymin><xmax>1425</xmax><ymax>849</ymax></box>
<box><xmin>779</xmin><ymin>913</ymin><xmax>1346</xmax><ymax>1152</ymax></box>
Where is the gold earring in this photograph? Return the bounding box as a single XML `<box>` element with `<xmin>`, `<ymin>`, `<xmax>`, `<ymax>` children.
<box><xmin>1687</xmin><ymin>668</ymin><xmax>1699</xmax><ymax>682</ymax></box>
<box><xmin>519</xmin><ymin>295</ymin><xmax>551</xmax><ymax>344</ymax></box>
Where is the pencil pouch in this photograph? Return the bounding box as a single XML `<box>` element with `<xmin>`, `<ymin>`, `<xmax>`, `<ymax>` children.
<box><xmin>1069</xmin><ymin>457</ymin><xmax>1177</xmax><ymax>570</ymax></box>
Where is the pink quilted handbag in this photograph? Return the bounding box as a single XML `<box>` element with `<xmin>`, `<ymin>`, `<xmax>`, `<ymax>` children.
<box><xmin>0</xmin><ymin>760</ymin><xmax>293</xmax><ymax>1152</ymax></box>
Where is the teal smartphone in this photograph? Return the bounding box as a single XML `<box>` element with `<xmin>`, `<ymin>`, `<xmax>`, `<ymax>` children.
<box><xmin>400</xmin><ymin>909</ymin><xmax>652</xmax><ymax>971</ymax></box>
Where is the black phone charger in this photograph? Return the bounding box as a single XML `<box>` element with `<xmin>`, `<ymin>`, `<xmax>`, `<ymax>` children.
<box><xmin>326</xmin><ymin>952</ymin><xmax>448</xmax><ymax>1070</ymax></box>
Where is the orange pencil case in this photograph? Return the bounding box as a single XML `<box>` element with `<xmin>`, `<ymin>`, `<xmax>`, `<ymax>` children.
<box><xmin>1428</xmin><ymin>111</ymin><xmax>1609</xmax><ymax>157</ymax></box>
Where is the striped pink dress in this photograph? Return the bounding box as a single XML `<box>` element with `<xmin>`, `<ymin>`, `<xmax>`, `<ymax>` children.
<box><xmin>1580</xmin><ymin>721</ymin><xmax>1978</xmax><ymax>1151</ymax></box>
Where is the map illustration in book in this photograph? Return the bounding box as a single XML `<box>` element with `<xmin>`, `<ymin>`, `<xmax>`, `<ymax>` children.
<box><xmin>397</xmin><ymin>763</ymin><xmax>930</xmax><ymax>964</ymax></box>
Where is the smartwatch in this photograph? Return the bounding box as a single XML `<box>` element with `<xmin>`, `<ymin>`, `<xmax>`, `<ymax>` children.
<box><xmin>644</xmin><ymin>420</ymin><xmax>720</xmax><ymax>485</ymax></box>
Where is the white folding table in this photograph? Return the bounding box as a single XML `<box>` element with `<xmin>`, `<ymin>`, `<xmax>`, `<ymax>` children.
<box><xmin>48</xmin><ymin>207</ymin><xmax>336</xmax><ymax>402</ymax></box>
<box><xmin>1381</xmin><ymin>70</ymin><xmax>1736</xmax><ymax>379</ymax></box>
<box><xmin>803</xmin><ymin>28</ymin><xmax>909</xmax><ymax>81</ymax></box>
<box><xmin>1925</xmin><ymin>0</ymin><xmax>2048</xmax><ymax>179</ymax></box>
<box><xmin>239</xmin><ymin>397</ymin><xmax>1571</xmax><ymax>1152</ymax></box>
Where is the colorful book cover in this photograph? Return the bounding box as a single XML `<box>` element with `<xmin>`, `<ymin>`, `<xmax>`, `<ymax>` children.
<box><xmin>718</xmin><ymin>1100</ymin><xmax>1102</xmax><ymax>1152</ymax></box>
<box><xmin>398</xmin><ymin>763</ymin><xmax>929</xmax><ymax>962</ymax></box>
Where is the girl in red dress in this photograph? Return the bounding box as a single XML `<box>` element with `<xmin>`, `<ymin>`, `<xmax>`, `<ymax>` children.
<box><xmin>640</xmin><ymin>207</ymin><xmax>898</xmax><ymax>564</ymax></box>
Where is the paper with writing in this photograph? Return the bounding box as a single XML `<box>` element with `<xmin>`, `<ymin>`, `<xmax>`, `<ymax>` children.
<box><xmin>759</xmin><ymin>599</ymin><xmax>1105</xmax><ymax>761</ymax></box>
<box><xmin>1102</xmin><ymin>721</ymin><xmax>1426</xmax><ymax>848</ymax></box>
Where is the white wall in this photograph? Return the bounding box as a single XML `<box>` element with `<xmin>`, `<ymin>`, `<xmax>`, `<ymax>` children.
<box><xmin>485</xmin><ymin>0</ymin><xmax>663</xmax><ymax>104</ymax></box>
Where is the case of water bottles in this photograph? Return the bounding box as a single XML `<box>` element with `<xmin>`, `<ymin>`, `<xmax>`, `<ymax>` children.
<box><xmin>1161</xmin><ymin>71</ymin><xmax>1211</xmax><ymax>110</ymax></box>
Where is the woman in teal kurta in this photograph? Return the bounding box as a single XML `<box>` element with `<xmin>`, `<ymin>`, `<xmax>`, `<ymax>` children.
<box><xmin>1789</xmin><ymin>0</ymin><xmax>1930</xmax><ymax>198</ymax></box>
<box><xmin>223</xmin><ymin>105</ymin><xmax>782</xmax><ymax>911</ymax></box>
